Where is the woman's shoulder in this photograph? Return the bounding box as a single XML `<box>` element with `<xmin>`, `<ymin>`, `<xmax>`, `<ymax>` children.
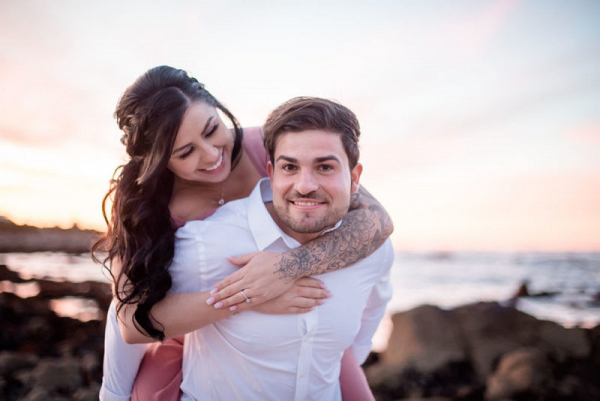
<box><xmin>242</xmin><ymin>127</ymin><xmax>268</xmax><ymax>177</ymax></box>
<box><xmin>170</xmin><ymin>208</ymin><xmax>217</xmax><ymax>228</ymax></box>
<box><xmin>242</xmin><ymin>126</ymin><xmax>263</xmax><ymax>143</ymax></box>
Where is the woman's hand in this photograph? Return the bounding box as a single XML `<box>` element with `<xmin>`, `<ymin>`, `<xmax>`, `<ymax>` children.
<box><xmin>252</xmin><ymin>277</ymin><xmax>331</xmax><ymax>314</ymax></box>
<box><xmin>208</xmin><ymin>251</ymin><xmax>298</xmax><ymax>311</ymax></box>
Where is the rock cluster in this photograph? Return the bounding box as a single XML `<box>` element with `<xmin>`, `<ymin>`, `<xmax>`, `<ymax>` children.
<box><xmin>0</xmin><ymin>265</ymin><xmax>110</xmax><ymax>400</ymax></box>
<box><xmin>0</xmin><ymin>217</ymin><xmax>101</xmax><ymax>253</ymax></box>
<box><xmin>366</xmin><ymin>303</ymin><xmax>600</xmax><ymax>401</ymax></box>
<box><xmin>3</xmin><ymin>261</ymin><xmax>600</xmax><ymax>401</ymax></box>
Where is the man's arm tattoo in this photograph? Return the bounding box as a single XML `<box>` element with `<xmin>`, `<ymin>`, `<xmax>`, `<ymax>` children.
<box><xmin>274</xmin><ymin>186</ymin><xmax>394</xmax><ymax>281</ymax></box>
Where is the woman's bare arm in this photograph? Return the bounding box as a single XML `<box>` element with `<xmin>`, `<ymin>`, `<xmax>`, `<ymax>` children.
<box><xmin>116</xmin><ymin>290</ymin><xmax>234</xmax><ymax>344</ymax></box>
<box><xmin>209</xmin><ymin>186</ymin><xmax>393</xmax><ymax>310</ymax></box>
<box><xmin>112</xmin><ymin>260</ymin><xmax>328</xmax><ymax>343</ymax></box>
<box><xmin>110</xmin><ymin>258</ymin><xmax>233</xmax><ymax>344</ymax></box>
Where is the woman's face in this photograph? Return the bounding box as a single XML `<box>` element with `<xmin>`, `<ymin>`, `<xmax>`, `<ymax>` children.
<box><xmin>167</xmin><ymin>101</ymin><xmax>235</xmax><ymax>184</ymax></box>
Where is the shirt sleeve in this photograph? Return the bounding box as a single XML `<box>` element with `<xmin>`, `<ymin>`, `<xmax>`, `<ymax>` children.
<box><xmin>351</xmin><ymin>240</ymin><xmax>395</xmax><ymax>364</ymax></box>
<box><xmin>100</xmin><ymin>301</ymin><xmax>147</xmax><ymax>401</ymax></box>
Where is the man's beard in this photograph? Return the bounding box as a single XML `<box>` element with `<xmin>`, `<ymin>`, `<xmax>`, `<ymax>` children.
<box><xmin>273</xmin><ymin>202</ymin><xmax>348</xmax><ymax>234</ymax></box>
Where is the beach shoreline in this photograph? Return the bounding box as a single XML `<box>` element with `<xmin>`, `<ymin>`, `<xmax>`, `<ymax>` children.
<box><xmin>1</xmin><ymin>263</ymin><xmax>599</xmax><ymax>400</ymax></box>
<box><xmin>0</xmin><ymin>217</ymin><xmax>101</xmax><ymax>254</ymax></box>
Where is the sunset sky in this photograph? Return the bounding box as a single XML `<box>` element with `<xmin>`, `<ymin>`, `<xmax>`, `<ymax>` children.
<box><xmin>1</xmin><ymin>0</ymin><xmax>599</xmax><ymax>251</ymax></box>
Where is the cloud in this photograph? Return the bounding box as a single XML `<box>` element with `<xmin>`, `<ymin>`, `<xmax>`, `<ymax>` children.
<box><xmin>566</xmin><ymin>121</ymin><xmax>600</xmax><ymax>144</ymax></box>
<box><xmin>451</xmin><ymin>0</ymin><xmax>524</xmax><ymax>58</ymax></box>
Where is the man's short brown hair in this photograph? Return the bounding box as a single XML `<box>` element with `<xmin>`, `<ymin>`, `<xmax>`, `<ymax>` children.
<box><xmin>262</xmin><ymin>97</ymin><xmax>360</xmax><ymax>168</ymax></box>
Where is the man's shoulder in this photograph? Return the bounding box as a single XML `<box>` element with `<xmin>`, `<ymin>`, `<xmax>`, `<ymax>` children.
<box><xmin>175</xmin><ymin>198</ymin><xmax>250</xmax><ymax>238</ymax></box>
<box><xmin>359</xmin><ymin>239</ymin><xmax>395</xmax><ymax>273</ymax></box>
<box><xmin>209</xmin><ymin>197</ymin><xmax>249</xmax><ymax>222</ymax></box>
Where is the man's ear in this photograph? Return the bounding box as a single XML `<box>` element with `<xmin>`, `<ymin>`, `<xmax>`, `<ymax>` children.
<box><xmin>267</xmin><ymin>161</ymin><xmax>274</xmax><ymax>183</ymax></box>
<box><xmin>350</xmin><ymin>163</ymin><xmax>363</xmax><ymax>194</ymax></box>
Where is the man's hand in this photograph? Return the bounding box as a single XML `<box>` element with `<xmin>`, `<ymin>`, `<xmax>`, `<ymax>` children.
<box><xmin>208</xmin><ymin>251</ymin><xmax>297</xmax><ymax>311</ymax></box>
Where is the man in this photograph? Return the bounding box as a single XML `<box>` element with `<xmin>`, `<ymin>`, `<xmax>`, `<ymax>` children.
<box><xmin>168</xmin><ymin>97</ymin><xmax>394</xmax><ymax>400</ymax></box>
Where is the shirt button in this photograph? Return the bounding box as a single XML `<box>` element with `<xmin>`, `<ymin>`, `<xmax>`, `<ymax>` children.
<box><xmin>300</xmin><ymin>373</ymin><xmax>306</xmax><ymax>378</ymax></box>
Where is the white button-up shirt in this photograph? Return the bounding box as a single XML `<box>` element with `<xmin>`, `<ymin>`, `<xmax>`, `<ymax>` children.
<box><xmin>170</xmin><ymin>179</ymin><xmax>394</xmax><ymax>401</ymax></box>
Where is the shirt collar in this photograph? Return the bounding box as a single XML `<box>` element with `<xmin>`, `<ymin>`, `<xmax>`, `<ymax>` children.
<box><xmin>247</xmin><ymin>178</ymin><xmax>342</xmax><ymax>251</ymax></box>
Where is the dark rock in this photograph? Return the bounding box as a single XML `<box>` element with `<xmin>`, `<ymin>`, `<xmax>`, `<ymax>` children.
<box><xmin>22</xmin><ymin>387</ymin><xmax>50</xmax><ymax>401</ymax></box>
<box><xmin>452</xmin><ymin>302</ymin><xmax>541</xmax><ymax>380</ymax></box>
<box><xmin>31</xmin><ymin>358</ymin><xmax>83</xmax><ymax>393</ymax></box>
<box><xmin>368</xmin><ymin>361</ymin><xmax>482</xmax><ymax>401</ymax></box>
<box><xmin>73</xmin><ymin>383</ymin><xmax>101</xmax><ymax>401</ymax></box>
<box><xmin>22</xmin><ymin>386</ymin><xmax>72</xmax><ymax>401</ymax></box>
<box><xmin>380</xmin><ymin>305</ymin><xmax>467</xmax><ymax>373</ymax></box>
<box><xmin>590</xmin><ymin>324</ymin><xmax>600</xmax><ymax>366</ymax></box>
<box><xmin>0</xmin><ymin>272</ymin><xmax>107</xmax><ymax>401</ymax></box>
<box><xmin>369</xmin><ymin>302</ymin><xmax>600</xmax><ymax>401</ymax></box>
<box><xmin>0</xmin><ymin>217</ymin><xmax>101</xmax><ymax>253</ymax></box>
<box><xmin>36</xmin><ymin>279</ymin><xmax>111</xmax><ymax>310</ymax></box>
<box><xmin>485</xmin><ymin>347</ymin><xmax>552</xmax><ymax>400</ymax></box>
<box><xmin>362</xmin><ymin>351</ymin><xmax>380</xmax><ymax>368</ymax></box>
<box><xmin>0</xmin><ymin>352</ymin><xmax>38</xmax><ymax>375</ymax></box>
<box><xmin>80</xmin><ymin>351</ymin><xmax>102</xmax><ymax>383</ymax></box>
<box><xmin>529</xmin><ymin>290</ymin><xmax>560</xmax><ymax>297</ymax></box>
<box><xmin>512</xmin><ymin>281</ymin><xmax>529</xmax><ymax>298</ymax></box>
<box><xmin>0</xmin><ymin>265</ymin><xmax>25</xmax><ymax>283</ymax></box>
<box><xmin>538</xmin><ymin>320</ymin><xmax>590</xmax><ymax>360</ymax></box>
<box><xmin>403</xmin><ymin>398</ymin><xmax>452</xmax><ymax>401</ymax></box>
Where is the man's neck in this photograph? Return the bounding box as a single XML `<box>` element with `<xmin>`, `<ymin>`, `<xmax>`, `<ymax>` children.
<box><xmin>264</xmin><ymin>202</ymin><xmax>323</xmax><ymax>244</ymax></box>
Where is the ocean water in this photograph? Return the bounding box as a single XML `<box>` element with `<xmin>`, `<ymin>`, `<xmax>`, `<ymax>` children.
<box><xmin>2</xmin><ymin>251</ymin><xmax>600</xmax><ymax>329</ymax></box>
<box><xmin>391</xmin><ymin>251</ymin><xmax>600</xmax><ymax>329</ymax></box>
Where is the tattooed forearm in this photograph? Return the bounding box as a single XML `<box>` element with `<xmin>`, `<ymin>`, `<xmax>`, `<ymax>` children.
<box><xmin>274</xmin><ymin>186</ymin><xmax>394</xmax><ymax>281</ymax></box>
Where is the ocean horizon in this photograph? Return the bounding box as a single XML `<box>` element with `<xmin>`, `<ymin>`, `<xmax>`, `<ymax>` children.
<box><xmin>2</xmin><ymin>250</ymin><xmax>599</xmax><ymax>332</ymax></box>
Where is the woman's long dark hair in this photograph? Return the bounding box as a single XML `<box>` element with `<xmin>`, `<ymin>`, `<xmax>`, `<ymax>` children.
<box><xmin>92</xmin><ymin>66</ymin><xmax>243</xmax><ymax>340</ymax></box>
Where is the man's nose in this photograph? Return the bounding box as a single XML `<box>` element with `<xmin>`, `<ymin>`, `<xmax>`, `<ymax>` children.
<box><xmin>294</xmin><ymin>170</ymin><xmax>319</xmax><ymax>195</ymax></box>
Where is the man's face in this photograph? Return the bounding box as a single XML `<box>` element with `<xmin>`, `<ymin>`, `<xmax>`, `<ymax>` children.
<box><xmin>267</xmin><ymin>129</ymin><xmax>362</xmax><ymax>244</ymax></box>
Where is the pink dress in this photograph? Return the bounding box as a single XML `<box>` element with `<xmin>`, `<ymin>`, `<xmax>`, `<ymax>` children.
<box><xmin>131</xmin><ymin>127</ymin><xmax>373</xmax><ymax>401</ymax></box>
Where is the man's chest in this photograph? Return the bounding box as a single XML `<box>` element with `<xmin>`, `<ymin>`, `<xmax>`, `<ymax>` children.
<box><xmin>205</xmin><ymin>266</ymin><xmax>375</xmax><ymax>356</ymax></box>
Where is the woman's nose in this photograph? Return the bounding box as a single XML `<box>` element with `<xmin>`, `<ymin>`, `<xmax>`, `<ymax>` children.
<box><xmin>200</xmin><ymin>143</ymin><xmax>219</xmax><ymax>164</ymax></box>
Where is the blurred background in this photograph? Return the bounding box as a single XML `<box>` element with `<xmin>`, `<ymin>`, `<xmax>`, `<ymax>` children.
<box><xmin>1</xmin><ymin>0</ymin><xmax>599</xmax><ymax>251</ymax></box>
<box><xmin>2</xmin><ymin>0</ymin><xmax>600</xmax><ymax>320</ymax></box>
<box><xmin>1</xmin><ymin>1</ymin><xmax>600</xmax><ymax>399</ymax></box>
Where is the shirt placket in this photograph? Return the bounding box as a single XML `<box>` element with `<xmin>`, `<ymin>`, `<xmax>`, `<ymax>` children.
<box><xmin>293</xmin><ymin>308</ymin><xmax>317</xmax><ymax>400</ymax></box>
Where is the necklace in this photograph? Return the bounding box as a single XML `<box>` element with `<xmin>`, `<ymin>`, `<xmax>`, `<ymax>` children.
<box><xmin>217</xmin><ymin>183</ymin><xmax>225</xmax><ymax>205</ymax></box>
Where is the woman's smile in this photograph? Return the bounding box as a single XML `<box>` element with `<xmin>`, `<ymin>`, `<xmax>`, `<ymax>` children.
<box><xmin>199</xmin><ymin>150</ymin><xmax>225</xmax><ymax>173</ymax></box>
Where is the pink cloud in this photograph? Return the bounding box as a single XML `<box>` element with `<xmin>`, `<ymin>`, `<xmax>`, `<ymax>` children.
<box><xmin>566</xmin><ymin>121</ymin><xmax>600</xmax><ymax>144</ymax></box>
<box><xmin>449</xmin><ymin>0</ymin><xmax>523</xmax><ymax>57</ymax></box>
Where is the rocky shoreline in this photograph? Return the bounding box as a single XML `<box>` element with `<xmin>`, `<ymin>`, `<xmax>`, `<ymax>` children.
<box><xmin>0</xmin><ymin>217</ymin><xmax>101</xmax><ymax>254</ymax></box>
<box><xmin>1</xmin><ymin>264</ymin><xmax>110</xmax><ymax>400</ymax></box>
<box><xmin>365</xmin><ymin>303</ymin><xmax>600</xmax><ymax>400</ymax></box>
<box><xmin>1</xmin><ymin>263</ymin><xmax>600</xmax><ymax>400</ymax></box>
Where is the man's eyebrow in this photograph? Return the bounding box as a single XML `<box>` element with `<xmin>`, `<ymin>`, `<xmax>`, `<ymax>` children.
<box><xmin>275</xmin><ymin>155</ymin><xmax>298</xmax><ymax>163</ymax></box>
<box><xmin>315</xmin><ymin>156</ymin><xmax>341</xmax><ymax>164</ymax></box>
<box><xmin>171</xmin><ymin>115</ymin><xmax>214</xmax><ymax>155</ymax></box>
<box><xmin>275</xmin><ymin>155</ymin><xmax>342</xmax><ymax>164</ymax></box>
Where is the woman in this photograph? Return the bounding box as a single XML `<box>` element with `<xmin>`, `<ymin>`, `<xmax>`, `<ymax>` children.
<box><xmin>94</xmin><ymin>66</ymin><xmax>393</xmax><ymax>400</ymax></box>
